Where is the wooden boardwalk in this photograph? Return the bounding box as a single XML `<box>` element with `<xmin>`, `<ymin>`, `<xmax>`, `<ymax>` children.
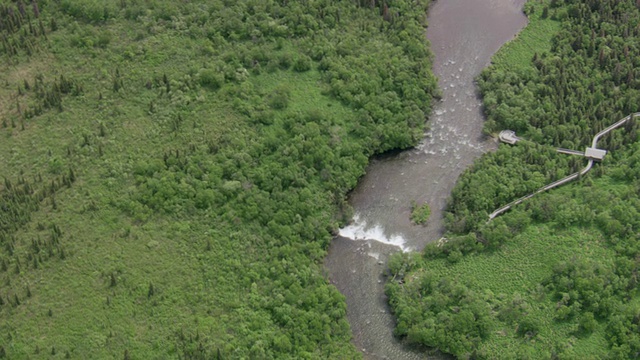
<box><xmin>489</xmin><ymin>113</ymin><xmax>640</xmax><ymax>220</ymax></box>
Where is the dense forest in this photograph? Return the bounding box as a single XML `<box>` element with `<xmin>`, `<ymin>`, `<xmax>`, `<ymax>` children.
<box><xmin>0</xmin><ymin>0</ymin><xmax>438</xmax><ymax>358</ymax></box>
<box><xmin>387</xmin><ymin>0</ymin><xmax>640</xmax><ymax>358</ymax></box>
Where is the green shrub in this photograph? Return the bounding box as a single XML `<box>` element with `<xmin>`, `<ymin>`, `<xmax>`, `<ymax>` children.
<box><xmin>278</xmin><ymin>52</ymin><xmax>294</xmax><ymax>70</ymax></box>
<box><xmin>293</xmin><ymin>55</ymin><xmax>312</xmax><ymax>72</ymax></box>
<box><xmin>198</xmin><ymin>69</ymin><xmax>223</xmax><ymax>90</ymax></box>
<box><xmin>59</xmin><ymin>0</ymin><xmax>118</xmax><ymax>23</ymax></box>
<box><xmin>268</xmin><ymin>86</ymin><xmax>291</xmax><ymax>110</ymax></box>
<box><xmin>578</xmin><ymin>312</ymin><xmax>597</xmax><ymax>335</ymax></box>
<box><xmin>410</xmin><ymin>200</ymin><xmax>431</xmax><ymax>225</ymax></box>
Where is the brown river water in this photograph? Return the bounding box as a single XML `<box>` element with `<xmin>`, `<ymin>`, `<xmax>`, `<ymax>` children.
<box><xmin>324</xmin><ymin>0</ymin><xmax>527</xmax><ymax>358</ymax></box>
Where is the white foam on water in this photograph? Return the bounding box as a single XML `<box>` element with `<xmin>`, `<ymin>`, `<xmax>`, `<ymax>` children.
<box><xmin>339</xmin><ymin>214</ymin><xmax>410</xmax><ymax>252</ymax></box>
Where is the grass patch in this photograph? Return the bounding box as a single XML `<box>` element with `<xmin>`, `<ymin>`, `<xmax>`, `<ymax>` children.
<box><xmin>424</xmin><ymin>224</ymin><xmax>613</xmax><ymax>296</ymax></box>
<box><xmin>489</xmin><ymin>3</ymin><xmax>561</xmax><ymax>72</ymax></box>
<box><xmin>252</xmin><ymin>70</ymin><xmax>356</xmax><ymax>122</ymax></box>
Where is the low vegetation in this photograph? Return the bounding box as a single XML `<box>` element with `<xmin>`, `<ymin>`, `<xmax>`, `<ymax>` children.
<box><xmin>387</xmin><ymin>0</ymin><xmax>640</xmax><ymax>358</ymax></box>
<box><xmin>0</xmin><ymin>0</ymin><xmax>437</xmax><ymax>358</ymax></box>
<box><xmin>410</xmin><ymin>200</ymin><xmax>431</xmax><ymax>225</ymax></box>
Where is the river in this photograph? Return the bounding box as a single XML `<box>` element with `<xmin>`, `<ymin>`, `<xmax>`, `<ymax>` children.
<box><xmin>324</xmin><ymin>0</ymin><xmax>528</xmax><ymax>358</ymax></box>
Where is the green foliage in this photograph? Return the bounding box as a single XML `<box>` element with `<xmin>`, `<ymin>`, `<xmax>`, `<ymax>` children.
<box><xmin>579</xmin><ymin>312</ymin><xmax>597</xmax><ymax>335</ymax></box>
<box><xmin>198</xmin><ymin>69</ymin><xmax>223</xmax><ymax>90</ymax></box>
<box><xmin>545</xmin><ymin>256</ymin><xmax>621</xmax><ymax>319</ymax></box>
<box><xmin>387</xmin><ymin>251</ymin><xmax>422</xmax><ymax>279</ymax></box>
<box><xmin>388</xmin><ymin>0</ymin><xmax>640</xmax><ymax>358</ymax></box>
<box><xmin>59</xmin><ymin>0</ymin><xmax>119</xmax><ymax>23</ymax></box>
<box><xmin>267</xmin><ymin>85</ymin><xmax>291</xmax><ymax>110</ymax></box>
<box><xmin>410</xmin><ymin>200</ymin><xmax>431</xmax><ymax>225</ymax></box>
<box><xmin>606</xmin><ymin>304</ymin><xmax>640</xmax><ymax>358</ymax></box>
<box><xmin>0</xmin><ymin>0</ymin><xmax>437</xmax><ymax>358</ymax></box>
<box><xmin>293</xmin><ymin>55</ymin><xmax>312</xmax><ymax>72</ymax></box>
<box><xmin>386</xmin><ymin>272</ymin><xmax>493</xmax><ymax>358</ymax></box>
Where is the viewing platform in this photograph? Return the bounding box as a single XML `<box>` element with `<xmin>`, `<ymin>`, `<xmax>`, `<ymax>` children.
<box><xmin>498</xmin><ymin>130</ymin><xmax>520</xmax><ymax>144</ymax></box>
<box><xmin>585</xmin><ymin>147</ymin><xmax>607</xmax><ymax>161</ymax></box>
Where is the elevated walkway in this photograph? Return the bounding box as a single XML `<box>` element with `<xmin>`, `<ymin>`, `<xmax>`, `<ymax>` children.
<box><xmin>556</xmin><ymin>148</ymin><xmax>585</xmax><ymax>157</ymax></box>
<box><xmin>499</xmin><ymin>133</ymin><xmax>609</xmax><ymax>161</ymax></box>
<box><xmin>489</xmin><ymin>113</ymin><xmax>640</xmax><ymax>220</ymax></box>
